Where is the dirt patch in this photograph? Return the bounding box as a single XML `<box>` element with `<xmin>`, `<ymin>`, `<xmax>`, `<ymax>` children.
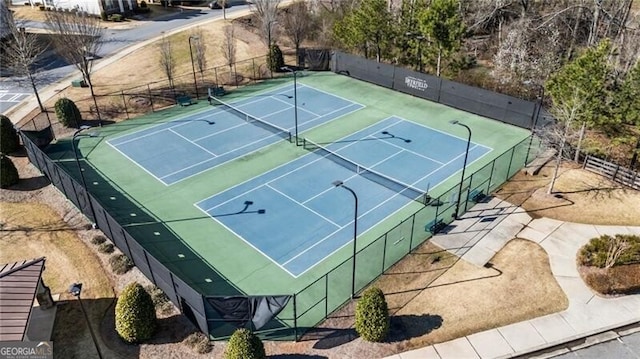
<box><xmin>496</xmin><ymin>161</ymin><xmax>640</xmax><ymax>225</ymax></box>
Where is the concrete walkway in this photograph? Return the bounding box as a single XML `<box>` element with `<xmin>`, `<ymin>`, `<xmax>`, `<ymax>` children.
<box><xmin>385</xmin><ymin>197</ymin><xmax>640</xmax><ymax>359</ymax></box>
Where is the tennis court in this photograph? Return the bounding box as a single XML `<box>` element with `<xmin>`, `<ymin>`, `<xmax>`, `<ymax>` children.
<box><xmin>196</xmin><ymin>117</ymin><xmax>491</xmax><ymax>277</ymax></box>
<box><xmin>107</xmin><ymin>84</ymin><xmax>363</xmax><ymax>185</ymax></box>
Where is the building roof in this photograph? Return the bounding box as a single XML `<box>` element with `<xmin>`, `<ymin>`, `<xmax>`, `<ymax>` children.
<box><xmin>0</xmin><ymin>257</ymin><xmax>46</xmax><ymax>341</ymax></box>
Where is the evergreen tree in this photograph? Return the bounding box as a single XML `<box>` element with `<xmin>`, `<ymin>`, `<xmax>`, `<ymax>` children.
<box><xmin>418</xmin><ymin>0</ymin><xmax>466</xmax><ymax>76</ymax></box>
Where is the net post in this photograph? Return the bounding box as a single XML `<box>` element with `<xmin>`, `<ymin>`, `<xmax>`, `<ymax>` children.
<box><xmin>292</xmin><ymin>293</ymin><xmax>298</xmax><ymax>341</ymax></box>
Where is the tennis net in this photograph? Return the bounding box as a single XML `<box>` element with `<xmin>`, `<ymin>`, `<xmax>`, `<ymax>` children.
<box><xmin>303</xmin><ymin>139</ymin><xmax>428</xmax><ymax>204</ymax></box>
<box><xmin>209</xmin><ymin>96</ymin><xmax>292</xmax><ymax>142</ymax></box>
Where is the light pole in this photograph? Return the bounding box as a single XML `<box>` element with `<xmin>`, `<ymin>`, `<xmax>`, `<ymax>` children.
<box><xmin>188</xmin><ymin>36</ymin><xmax>200</xmax><ymax>99</ymax></box>
<box><xmin>332</xmin><ymin>180</ymin><xmax>358</xmax><ymax>298</ymax></box>
<box><xmin>450</xmin><ymin>120</ymin><xmax>471</xmax><ymax>219</ymax></box>
<box><xmin>281</xmin><ymin>66</ymin><xmax>299</xmax><ymax>145</ymax></box>
<box><xmin>72</xmin><ymin>126</ymin><xmax>98</xmax><ymax>225</ymax></box>
<box><xmin>69</xmin><ymin>283</ymin><xmax>103</xmax><ymax>359</ymax></box>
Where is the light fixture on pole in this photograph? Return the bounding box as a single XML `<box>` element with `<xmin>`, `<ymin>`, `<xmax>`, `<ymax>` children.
<box><xmin>72</xmin><ymin>125</ymin><xmax>98</xmax><ymax>226</ymax></box>
<box><xmin>450</xmin><ymin>120</ymin><xmax>472</xmax><ymax>219</ymax></box>
<box><xmin>281</xmin><ymin>66</ymin><xmax>299</xmax><ymax>145</ymax></box>
<box><xmin>332</xmin><ymin>180</ymin><xmax>358</xmax><ymax>298</ymax></box>
<box><xmin>69</xmin><ymin>283</ymin><xmax>103</xmax><ymax>359</ymax></box>
<box><xmin>188</xmin><ymin>36</ymin><xmax>200</xmax><ymax>99</ymax></box>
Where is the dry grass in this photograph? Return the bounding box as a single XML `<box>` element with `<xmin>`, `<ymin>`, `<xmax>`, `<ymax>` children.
<box><xmin>496</xmin><ymin>161</ymin><xmax>640</xmax><ymax>225</ymax></box>
<box><xmin>0</xmin><ymin>202</ymin><xmax>116</xmax><ymax>359</ymax></box>
<box><xmin>579</xmin><ymin>264</ymin><xmax>640</xmax><ymax>295</ymax></box>
<box><xmin>6</xmin><ymin>5</ymin><xmax>639</xmax><ymax>358</ymax></box>
<box><xmin>394</xmin><ymin>239</ymin><xmax>568</xmax><ymax>349</ymax></box>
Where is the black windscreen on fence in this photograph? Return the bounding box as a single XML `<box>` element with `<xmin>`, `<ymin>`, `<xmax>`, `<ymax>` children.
<box><xmin>392</xmin><ymin>67</ymin><xmax>442</xmax><ymax>102</ymax></box>
<box><xmin>332</xmin><ymin>51</ymin><xmax>542</xmax><ymax>130</ymax></box>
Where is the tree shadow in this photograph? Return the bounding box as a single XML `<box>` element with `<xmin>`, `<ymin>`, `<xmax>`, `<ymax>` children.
<box><xmin>387</xmin><ymin>314</ymin><xmax>443</xmax><ymax>342</ymax></box>
<box><xmin>9</xmin><ymin>175</ymin><xmax>50</xmax><ymax>191</ymax></box>
<box><xmin>311</xmin><ymin>328</ymin><xmax>357</xmax><ymax>349</ymax></box>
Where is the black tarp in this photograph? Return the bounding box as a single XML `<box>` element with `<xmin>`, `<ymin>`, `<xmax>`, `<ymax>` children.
<box><xmin>207</xmin><ymin>295</ymin><xmax>290</xmax><ymax>330</ymax></box>
<box><xmin>305</xmin><ymin>49</ymin><xmax>331</xmax><ymax>71</ymax></box>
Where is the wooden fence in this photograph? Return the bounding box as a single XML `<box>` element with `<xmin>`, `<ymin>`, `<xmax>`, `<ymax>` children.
<box><xmin>583</xmin><ymin>155</ymin><xmax>640</xmax><ymax>190</ymax></box>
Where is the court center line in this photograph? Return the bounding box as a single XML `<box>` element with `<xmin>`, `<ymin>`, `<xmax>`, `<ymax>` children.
<box><xmin>270</xmin><ymin>94</ymin><xmax>322</xmax><ymax>118</ymax></box>
<box><xmin>160</xmin><ymin>132</ymin><xmax>282</xmax><ymax>181</ymax></box>
<box><xmin>201</xmin><ymin>153</ymin><xmax>333</xmax><ymax>212</ymax></box>
<box><xmin>168</xmin><ymin>128</ymin><xmax>219</xmax><ymax>157</ymax></box>
<box><xmin>110</xmin><ymin>106</ymin><xmax>222</xmax><ymax>145</ymax></box>
<box><xmin>265</xmin><ymin>184</ymin><xmax>343</xmax><ymax>228</ymax></box>
<box><xmin>283</xmin><ymin>172</ymin><xmax>413</xmax><ymax>268</ymax></box>
<box><xmin>410</xmin><ymin>144</ymin><xmax>481</xmax><ymax>188</ymax></box>
<box><xmin>107</xmin><ymin>142</ymin><xmax>169</xmax><ymax>185</ymax></box>
<box><xmin>374</xmin><ymin>135</ymin><xmax>445</xmax><ymax>165</ymax></box>
<box><xmin>193</xmin><ymin>202</ymin><xmax>296</xmax><ymax>277</ymax></box>
<box><xmin>192</xmin><ymin>121</ymin><xmax>249</xmax><ymax>142</ymax></box>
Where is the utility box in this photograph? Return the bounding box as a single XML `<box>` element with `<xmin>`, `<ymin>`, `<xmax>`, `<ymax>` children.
<box><xmin>71</xmin><ymin>79</ymin><xmax>86</xmax><ymax>88</ymax></box>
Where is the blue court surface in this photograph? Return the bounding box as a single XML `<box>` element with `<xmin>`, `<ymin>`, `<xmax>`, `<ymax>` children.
<box><xmin>107</xmin><ymin>84</ymin><xmax>363</xmax><ymax>185</ymax></box>
<box><xmin>196</xmin><ymin>117</ymin><xmax>492</xmax><ymax>277</ymax></box>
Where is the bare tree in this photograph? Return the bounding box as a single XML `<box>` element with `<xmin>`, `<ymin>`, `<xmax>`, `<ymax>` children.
<box><xmin>543</xmin><ymin>90</ymin><xmax>585</xmax><ymax>194</ymax></box>
<box><xmin>281</xmin><ymin>0</ymin><xmax>313</xmax><ymax>66</ymax></box>
<box><xmin>158</xmin><ymin>37</ymin><xmax>176</xmax><ymax>91</ymax></box>
<box><xmin>1</xmin><ymin>11</ymin><xmax>48</xmax><ymax>111</ymax></box>
<box><xmin>221</xmin><ymin>24</ymin><xmax>236</xmax><ymax>74</ymax></box>
<box><xmin>191</xmin><ymin>28</ymin><xmax>207</xmax><ymax>85</ymax></box>
<box><xmin>44</xmin><ymin>8</ymin><xmax>103</xmax><ymax>124</ymax></box>
<box><xmin>251</xmin><ymin>0</ymin><xmax>282</xmax><ymax>47</ymax></box>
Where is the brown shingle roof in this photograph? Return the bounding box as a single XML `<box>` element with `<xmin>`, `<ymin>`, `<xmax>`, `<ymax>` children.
<box><xmin>0</xmin><ymin>257</ymin><xmax>46</xmax><ymax>341</ymax></box>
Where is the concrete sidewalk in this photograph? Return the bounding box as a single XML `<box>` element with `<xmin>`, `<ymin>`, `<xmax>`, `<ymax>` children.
<box><xmin>385</xmin><ymin>197</ymin><xmax>640</xmax><ymax>359</ymax></box>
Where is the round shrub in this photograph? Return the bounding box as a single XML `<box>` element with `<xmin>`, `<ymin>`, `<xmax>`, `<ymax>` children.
<box><xmin>224</xmin><ymin>328</ymin><xmax>265</xmax><ymax>359</ymax></box>
<box><xmin>267</xmin><ymin>44</ymin><xmax>284</xmax><ymax>72</ymax></box>
<box><xmin>0</xmin><ymin>155</ymin><xmax>19</xmax><ymax>188</ymax></box>
<box><xmin>0</xmin><ymin>115</ymin><xmax>20</xmax><ymax>154</ymax></box>
<box><xmin>98</xmin><ymin>242</ymin><xmax>114</xmax><ymax>254</ymax></box>
<box><xmin>355</xmin><ymin>286</ymin><xmax>389</xmax><ymax>342</ymax></box>
<box><xmin>110</xmin><ymin>253</ymin><xmax>133</xmax><ymax>274</ymax></box>
<box><xmin>91</xmin><ymin>235</ymin><xmax>107</xmax><ymax>245</ymax></box>
<box><xmin>54</xmin><ymin>97</ymin><xmax>81</xmax><ymax>128</ymax></box>
<box><xmin>578</xmin><ymin>234</ymin><xmax>640</xmax><ymax>268</ymax></box>
<box><xmin>183</xmin><ymin>331</ymin><xmax>212</xmax><ymax>354</ymax></box>
<box><xmin>115</xmin><ymin>282</ymin><xmax>157</xmax><ymax>343</ymax></box>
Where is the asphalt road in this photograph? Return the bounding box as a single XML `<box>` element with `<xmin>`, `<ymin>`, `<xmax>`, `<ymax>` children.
<box><xmin>0</xmin><ymin>5</ymin><xmax>250</xmax><ymax>115</ymax></box>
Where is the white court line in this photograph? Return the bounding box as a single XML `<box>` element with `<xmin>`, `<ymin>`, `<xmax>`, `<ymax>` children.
<box><xmin>266</xmin><ymin>184</ymin><xmax>342</xmax><ymax>228</ymax></box>
<box><xmin>201</xmin><ymin>154</ymin><xmax>331</xmax><ymax>212</ymax></box>
<box><xmin>282</xmin><ymin>171</ymin><xmax>418</xmax><ymax>272</ymax></box>
<box><xmin>107</xmin><ymin>141</ymin><xmax>169</xmax><ymax>185</ymax></box>
<box><xmin>110</xmin><ymin>110</ymin><xmax>220</xmax><ymax>146</ymax></box>
<box><xmin>193</xmin><ymin>200</ymin><xmax>295</xmax><ymax>277</ymax></box>
<box><xmin>372</xmin><ymin>131</ymin><xmax>445</xmax><ymax>165</ymax></box>
<box><xmin>160</xmin><ymin>131</ymin><xmax>282</xmax><ymax>181</ymax></box>
<box><xmin>168</xmin><ymin>128</ymin><xmax>218</xmax><ymax>157</ymax></box>
<box><xmin>297</xmin><ymin>83</ymin><xmax>367</xmax><ymax>109</ymax></box>
<box><xmin>192</xmin><ymin>121</ymin><xmax>247</xmax><ymax>142</ymax></box>
<box><xmin>109</xmin><ymin>105</ymin><xmax>219</xmax><ymax>144</ymax></box>
<box><xmin>270</xmin><ymin>93</ymin><xmax>322</xmax><ymax>118</ymax></box>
